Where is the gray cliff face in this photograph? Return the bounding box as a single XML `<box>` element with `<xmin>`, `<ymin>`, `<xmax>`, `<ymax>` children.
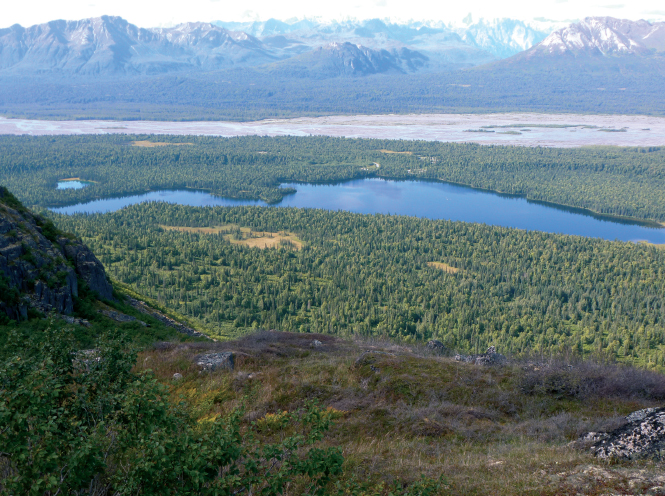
<box><xmin>0</xmin><ymin>187</ymin><xmax>112</xmax><ymax>320</ymax></box>
<box><xmin>61</xmin><ymin>241</ymin><xmax>113</xmax><ymax>300</ymax></box>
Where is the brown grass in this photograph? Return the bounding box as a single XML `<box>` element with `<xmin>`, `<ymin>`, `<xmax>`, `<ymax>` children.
<box><xmin>427</xmin><ymin>261</ymin><xmax>460</xmax><ymax>273</ymax></box>
<box><xmin>131</xmin><ymin>141</ymin><xmax>194</xmax><ymax>148</ymax></box>
<box><xmin>135</xmin><ymin>331</ymin><xmax>665</xmax><ymax>495</ymax></box>
<box><xmin>59</xmin><ymin>177</ymin><xmax>98</xmax><ymax>184</ymax></box>
<box><xmin>639</xmin><ymin>240</ymin><xmax>665</xmax><ymax>250</ymax></box>
<box><xmin>379</xmin><ymin>149</ymin><xmax>413</xmax><ymax>155</ymax></box>
<box><xmin>160</xmin><ymin>224</ymin><xmax>303</xmax><ymax>250</ymax></box>
<box><xmin>161</xmin><ymin>225</ymin><xmax>228</xmax><ymax>235</ymax></box>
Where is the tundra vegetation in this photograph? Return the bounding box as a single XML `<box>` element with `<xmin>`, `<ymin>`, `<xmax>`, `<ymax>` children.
<box><xmin>4</xmin><ymin>327</ymin><xmax>665</xmax><ymax>495</ymax></box>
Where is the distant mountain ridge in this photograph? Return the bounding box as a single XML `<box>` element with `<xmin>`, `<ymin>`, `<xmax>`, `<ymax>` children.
<box><xmin>214</xmin><ymin>17</ymin><xmax>553</xmax><ymax>60</ymax></box>
<box><xmin>0</xmin><ymin>15</ymin><xmax>557</xmax><ymax>76</ymax></box>
<box><xmin>0</xmin><ymin>16</ymin><xmax>276</xmax><ymax>74</ymax></box>
<box><xmin>522</xmin><ymin>17</ymin><xmax>665</xmax><ymax>58</ymax></box>
<box><xmin>265</xmin><ymin>42</ymin><xmax>429</xmax><ymax>77</ymax></box>
<box><xmin>456</xmin><ymin>18</ymin><xmax>551</xmax><ymax>58</ymax></box>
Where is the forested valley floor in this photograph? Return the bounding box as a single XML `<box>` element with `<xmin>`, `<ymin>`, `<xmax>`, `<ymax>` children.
<box><xmin>3</xmin><ymin>134</ymin><xmax>665</xmax><ymax>223</ymax></box>
<box><xmin>1</xmin><ymin>62</ymin><xmax>664</xmax><ymax>120</ymax></box>
<box><xmin>54</xmin><ymin>203</ymin><xmax>665</xmax><ymax>370</ymax></box>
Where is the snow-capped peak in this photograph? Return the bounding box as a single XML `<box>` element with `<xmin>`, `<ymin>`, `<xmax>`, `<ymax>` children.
<box><xmin>533</xmin><ymin>17</ymin><xmax>665</xmax><ymax>56</ymax></box>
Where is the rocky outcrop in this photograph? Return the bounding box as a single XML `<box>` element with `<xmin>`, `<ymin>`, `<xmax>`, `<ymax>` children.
<box><xmin>455</xmin><ymin>346</ymin><xmax>506</xmax><ymax>366</ymax></box>
<box><xmin>579</xmin><ymin>407</ymin><xmax>665</xmax><ymax>460</ymax></box>
<box><xmin>196</xmin><ymin>352</ymin><xmax>235</xmax><ymax>372</ymax></box>
<box><xmin>0</xmin><ymin>186</ymin><xmax>112</xmax><ymax>321</ymax></box>
<box><xmin>427</xmin><ymin>340</ymin><xmax>447</xmax><ymax>353</ymax></box>
<box><xmin>62</xmin><ymin>241</ymin><xmax>113</xmax><ymax>299</ymax></box>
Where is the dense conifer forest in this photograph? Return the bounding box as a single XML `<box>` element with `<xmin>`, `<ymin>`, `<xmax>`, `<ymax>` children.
<box><xmin>1</xmin><ymin>62</ymin><xmax>664</xmax><ymax>120</ymax></box>
<box><xmin>54</xmin><ymin>203</ymin><xmax>665</xmax><ymax>369</ymax></box>
<box><xmin>3</xmin><ymin>135</ymin><xmax>665</xmax><ymax>223</ymax></box>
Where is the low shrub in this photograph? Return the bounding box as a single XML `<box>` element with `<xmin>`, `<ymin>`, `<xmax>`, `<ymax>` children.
<box><xmin>0</xmin><ymin>328</ymin><xmax>352</xmax><ymax>496</ymax></box>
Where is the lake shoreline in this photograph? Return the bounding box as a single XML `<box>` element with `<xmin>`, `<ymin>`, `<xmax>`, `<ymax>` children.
<box><xmin>48</xmin><ymin>178</ymin><xmax>665</xmax><ymax>244</ymax></box>
<box><xmin>49</xmin><ymin>176</ymin><xmax>665</xmax><ymax>229</ymax></box>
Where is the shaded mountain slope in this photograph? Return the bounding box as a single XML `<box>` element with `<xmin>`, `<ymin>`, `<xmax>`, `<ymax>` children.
<box><xmin>264</xmin><ymin>41</ymin><xmax>428</xmax><ymax>77</ymax></box>
<box><xmin>0</xmin><ymin>186</ymin><xmax>112</xmax><ymax>321</ymax></box>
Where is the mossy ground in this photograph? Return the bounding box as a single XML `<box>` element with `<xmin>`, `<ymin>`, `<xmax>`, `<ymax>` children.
<box><xmin>135</xmin><ymin>330</ymin><xmax>665</xmax><ymax>495</ymax></box>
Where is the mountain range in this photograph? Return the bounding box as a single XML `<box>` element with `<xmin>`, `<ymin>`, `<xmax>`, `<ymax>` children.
<box><xmin>0</xmin><ymin>15</ymin><xmax>557</xmax><ymax>76</ymax></box>
<box><xmin>0</xmin><ymin>17</ymin><xmax>277</xmax><ymax>74</ymax></box>
<box><xmin>0</xmin><ymin>16</ymin><xmax>664</xmax><ymax>120</ymax></box>
<box><xmin>525</xmin><ymin>17</ymin><xmax>665</xmax><ymax>57</ymax></box>
<box><xmin>1</xmin><ymin>15</ymin><xmax>663</xmax><ymax>78</ymax></box>
<box><xmin>214</xmin><ymin>17</ymin><xmax>555</xmax><ymax>60</ymax></box>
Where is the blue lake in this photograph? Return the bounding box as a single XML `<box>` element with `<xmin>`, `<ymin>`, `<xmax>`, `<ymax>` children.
<box><xmin>51</xmin><ymin>178</ymin><xmax>665</xmax><ymax>244</ymax></box>
<box><xmin>57</xmin><ymin>180</ymin><xmax>92</xmax><ymax>190</ymax></box>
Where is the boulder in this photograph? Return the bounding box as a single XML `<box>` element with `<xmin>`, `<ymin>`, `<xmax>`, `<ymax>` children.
<box><xmin>60</xmin><ymin>315</ymin><xmax>91</xmax><ymax>327</ymax></box>
<box><xmin>455</xmin><ymin>346</ymin><xmax>506</xmax><ymax>366</ymax></box>
<box><xmin>580</xmin><ymin>407</ymin><xmax>665</xmax><ymax>459</ymax></box>
<box><xmin>196</xmin><ymin>352</ymin><xmax>235</xmax><ymax>372</ymax></box>
<box><xmin>427</xmin><ymin>340</ymin><xmax>446</xmax><ymax>353</ymax></box>
<box><xmin>311</xmin><ymin>339</ymin><xmax>323</xmax><ymax>348</ymax></box>
<box><xmin>172</xmin><ymin>373</ymin><xmax>183</xmax><ymax>381</ymax></box>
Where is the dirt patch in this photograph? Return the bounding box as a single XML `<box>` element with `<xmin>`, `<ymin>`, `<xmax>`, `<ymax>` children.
<box><xmin>161</xmin><ymin>225</ymin><xmax>228</xmax><ymax>235</ymax></box>
<box><xmin>131</xmin><ymin>141</ymin><xmax>194</xmax><ymax>148</ymax></box>
<box><xmin>379</xmin><ymin>149</ymin><xmax>413</xmax><ymax>155</ymax></box>
<box><xmin>639</xmin><ymin>240</ymin><xmax>665</xmax><ymax>249</ymax></box>
<box><xmin>427</xmin><ymin>262</ymin><xmax>460</xmax><ymax>274</ymax></box>
<box><xmin>160</xmin><ymin>224</ymin><xmax>303</xmax><ymax>250</ymax></box>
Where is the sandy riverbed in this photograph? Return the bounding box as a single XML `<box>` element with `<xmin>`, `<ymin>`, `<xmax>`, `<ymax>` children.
<box><xmin>2</xmin><ymin>113</ymin><xmax>664</xmax><ymax>147</ymax></box>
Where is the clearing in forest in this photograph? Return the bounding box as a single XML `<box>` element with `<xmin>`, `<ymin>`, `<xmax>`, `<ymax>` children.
<box><xmin>427</xmin><ymin>261</ymin><xmax>460</xmax><ymax>273</ymax></box>
<box><xmin>131</xmin><ymin>141</ymin><xmax>194</xmax><ymax>147</ymax></box>
<box><xmin>639</xmin><ymin>241</ymin><xmax>665</xmax><ymax>250</ymax></box>
<box><xmin>379</xmin><ymin>149</ymin><xmax>413</xmax><ymax>155</ymax></box>
<box><xmin>160</xmin><ymin>224</ymin><xmax>303</xmax><ymax>250</ymax></box>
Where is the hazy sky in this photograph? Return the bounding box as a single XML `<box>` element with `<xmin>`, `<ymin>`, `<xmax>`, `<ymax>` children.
<box><xmin>2</xmin><ymin>0</ymin><xmax>665</xmax><ymax>28</ymax></box>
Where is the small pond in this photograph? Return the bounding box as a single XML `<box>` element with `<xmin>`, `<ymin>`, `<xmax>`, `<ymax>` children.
<box><xmin>57</xmin><ymin>180</ymin><xmax>93</xmax><ymax>190</ymax></box>
<box><xmin>51</xmin><ymin>178</ymin><xmax>665</xmax><ymax>244</ymax></box>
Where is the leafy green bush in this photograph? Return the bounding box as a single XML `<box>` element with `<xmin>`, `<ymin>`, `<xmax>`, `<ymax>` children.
<box><xmin>0</xmin><ymin>328</ymin><xmax>348</xmax><ymax>495</ymax></box>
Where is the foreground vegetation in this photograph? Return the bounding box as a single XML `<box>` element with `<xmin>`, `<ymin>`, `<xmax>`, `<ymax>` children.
<box><xmin>54</xmin><ymin>203</ymin><xmax>665</xmax><ymax>369</ymax></box>
<box><xmin>3</xmin><ymin>135</ymin><xmax>665</xmax><ymax>222</ymax></box>
<box><xmin>5</xmin><ymin>327</ymin><xmax>665</xmax><ymax>495</ymax></box>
